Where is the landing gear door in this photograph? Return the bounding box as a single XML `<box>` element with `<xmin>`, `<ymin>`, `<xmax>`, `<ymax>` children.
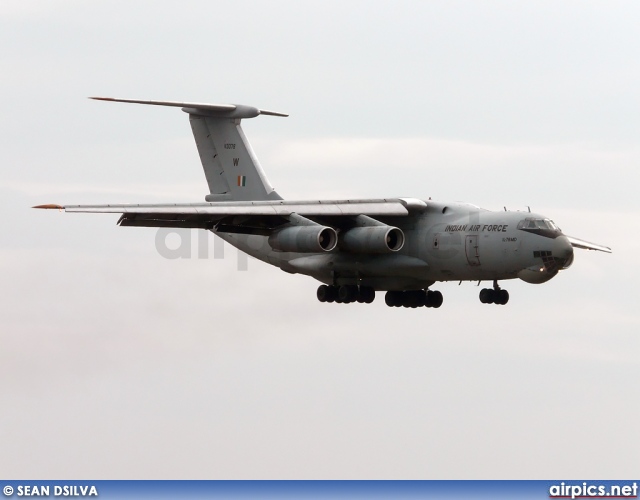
<box><xmin>465</xmin><ymin>234</ymin><xmax>480</xmax><ymax>266</ymax></box>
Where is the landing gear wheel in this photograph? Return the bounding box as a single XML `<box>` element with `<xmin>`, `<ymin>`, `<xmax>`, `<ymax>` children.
<box><xmin>385</xmin><ymin>291</ymin><xmax>402</xmax><ymax>307</ymax></box>
<box><xmin>357</xmin><ymin>286</ymin><xmax>375</xmax><ymax>304</ymax></box>
<box><xmin>385</xmin><ymin>290</ymin><xmax>442</xmax><ymax>308</ymax></box>
<box><xmin>426</xmin><ymin>290</ymin><xmax>443</xmax><ymax>308</ymax></box>
<box><xmin>317</xmin><ymin>285</ymin><xmax>328</xmax><ymax>302</ymax></box>
<box><xmin>402</xmin><ymin>290</ymin><xmax>421</xmax><ymax>308</ymax></box>
<box><xmin>479</xmin><ymin>288</ymin><xmax>493</xmax><ymax>304</ymax></box>
<box><xmin>479</xmin><ymin>285</ymin><xmax>509</xmax><ymax>305</ymax></box>
<box><xmin>366</xmin><ymin>289</ymin><xmax>376</xmax><ymax>304</ymax></box>
<box><xmin>496</xmin><ymin>289</ymin><xmax>509</xmax><ymax>305</ymax></box>
<box><xmin>317</xmin><ymin>285</ymin><xmax>337</xmax><ymax>303</ymax></box>
<box><xmin>415</xmin><ymin>290</ymin><xmax>427</xmax><ymax>307</ymax></box>
<box><xmin>338</xmin><ymin>285</ymin><xmax>358</xmax><ymax>303</ymax></box>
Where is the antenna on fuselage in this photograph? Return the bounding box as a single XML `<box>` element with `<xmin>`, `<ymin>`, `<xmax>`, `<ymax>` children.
<box><xmin>527</xmin><ymin>206</ymin><xmax>531</xmax><ymax>213</ymax></box>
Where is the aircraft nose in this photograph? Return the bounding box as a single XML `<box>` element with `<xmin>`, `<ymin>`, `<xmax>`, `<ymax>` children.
<box><xmin>553</xmin><ymin>235</ymin><xmax>574</xmax><ymax>268</ymax></box>
<box><xmin>554</xmin><ymin>235</ymin><xmax>573</xmax><ymax>257</ymax></box>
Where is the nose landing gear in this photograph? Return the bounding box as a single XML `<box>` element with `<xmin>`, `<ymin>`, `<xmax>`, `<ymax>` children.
<box><xmin>479</xmin><ymin>280</ymin><xmax>509</xmax><ymax>305</ymax></box>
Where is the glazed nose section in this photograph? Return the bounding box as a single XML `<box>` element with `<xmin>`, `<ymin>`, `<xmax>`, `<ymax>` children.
<box><xmin>553</xmin><ymin>235</ymin><xmax>574</xmax><ymax>269</ymax></box>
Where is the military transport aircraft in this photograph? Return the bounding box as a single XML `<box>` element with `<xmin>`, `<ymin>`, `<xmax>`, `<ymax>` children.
<box><xmin>35</xmin><ymin>98</ymin><xmax>611</xmax><ymax>308</ymax></box>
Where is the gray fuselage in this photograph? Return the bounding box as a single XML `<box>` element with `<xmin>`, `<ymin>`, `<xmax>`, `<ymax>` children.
<box><xmin>215</xmin><ymin>199</ymin><xmax>574</xmax><ymax>291</ymax></box>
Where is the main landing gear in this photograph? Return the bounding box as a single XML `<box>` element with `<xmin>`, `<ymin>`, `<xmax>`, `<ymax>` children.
<box><xmin>317</xmin><ymin>285</ymin><xmax>375</xmax><ymax>304</ymax></box>
<box><xmin>384</xmin><ymin>289</ymin><xmax>443</xmax><ymax>308</ymax></box>
<box><xmin>479</xmin><ymin>280</ymin><xmax>509</xmax><ymax>305</ymax></box>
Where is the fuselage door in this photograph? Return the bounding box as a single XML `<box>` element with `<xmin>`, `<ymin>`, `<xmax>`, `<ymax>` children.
<box><xmin>465</xmin><ymin>234</ymin><xmax>480</xmax><ymax>266</ymax></box>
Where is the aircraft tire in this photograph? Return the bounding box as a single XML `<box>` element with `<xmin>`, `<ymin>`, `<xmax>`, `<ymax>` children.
<box><xmin>428</xmin><ymin>290</ymin><xmax>443</xmax><ymax>308</ymax></box>
<box><xmin>384</xmin><ymin>292</ymin><xmax>394</xmax><ymax>306</ymax></box>
<box><xmin>317</xmin><ymin>285</ymin><xmax>328</xmax><ymax>302</ymax></box>
<box><xmin>425</xmin><ymin>291</ymin><xmax>433</xmax><ymax>307</ymax></box>
<box><xmin>358</xmin><ymin>286</ymin><xmax>375</xmax><ymax>304</ymax></box>
<box><xmin>479</xmin><ymin>288</ymin><xmax>493</xmax><ymax>304</ymax></box>
<box><xmin>317</xmin><ymin>285</ymin><xmax>338</xmax><ymax>303</ymax></box>
<box><xmin>338</xmin><ymin>285</ymin><xmax>358</xmax><ymax>303</ymax></box>
<box><xmin>367</xmin><ymin>288</ymin><xmax>376</xmax><ymax>303</ymax></box>
<box><xmin>385</xmin><ymin>291</ymin><xmax>401</xmax><ymax>307</ymax></box>
<box><xmin>496</xmin><ymin>289</ymin><xmax>509</xmax><ymax>305</ymax></box>
<box><xmin>406</xmin><ymin>290</ymin><xmax>425</xmax><ymax>308</ymax></box>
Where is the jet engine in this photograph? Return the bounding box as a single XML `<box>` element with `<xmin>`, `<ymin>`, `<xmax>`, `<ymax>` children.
<box><xmin>269</xmin><ymin>225</ymin><xmax>337</xmax><ymax>253</ymax></box>
<box><xmin>340</xmin><ymin>225</ymin><xmax>405</xmax><ymax>253</ymax></box>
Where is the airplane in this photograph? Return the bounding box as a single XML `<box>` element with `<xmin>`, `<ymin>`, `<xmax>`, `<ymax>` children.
<box><xmin>34</xmin><ymin>97</ymin><xmax>611</xmax><ymax>308</ymax></box>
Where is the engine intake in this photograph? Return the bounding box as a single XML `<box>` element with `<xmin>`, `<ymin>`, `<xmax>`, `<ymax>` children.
<box><xmin>269</xmin><ymin>225</ymin><xmax>337</xmax><ymax>253</ymax></box>
<box><xmin>340</xmin><ymin>226</ymin><xmax>405</xmax><ymax>253</ymax></box>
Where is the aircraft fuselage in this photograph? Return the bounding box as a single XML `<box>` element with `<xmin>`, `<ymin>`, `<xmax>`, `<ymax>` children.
<box><xmin>217</xmin><ymin>200</ymin><xmax>574</xmax><ymax>291</ymax></box>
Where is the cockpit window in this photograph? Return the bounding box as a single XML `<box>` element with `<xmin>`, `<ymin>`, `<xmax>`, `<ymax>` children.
<box><xmin>517</xmin><ymin>218</ymin><xmax>561</xmax><ymax>233</ymax></box>
<box><xmin>518</xmin><ymin>218</ymin><xmax>536</xmax><ymax>230</ymax></box>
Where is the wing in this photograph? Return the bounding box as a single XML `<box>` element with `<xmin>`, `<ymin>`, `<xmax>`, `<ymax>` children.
<box><xmin>33</xmin><ymin>198</ymin><xmax>423</xmax><ymax>234</ymax></box>
<box><xmin>566</xmin><ymin>235</ymin><xmax>612</xmax><ymax>253</ymax></box>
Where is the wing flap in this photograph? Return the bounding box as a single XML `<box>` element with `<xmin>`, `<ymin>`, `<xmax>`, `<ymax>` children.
<box><xmin>117</xmin><ymin>213</ymin><xmax>217</xmax><ymax>229</ymax></box>
<box><xmin>117</xmin><ymin>212</ymin><xmax>288</xmax><ymax>233</ymax></box>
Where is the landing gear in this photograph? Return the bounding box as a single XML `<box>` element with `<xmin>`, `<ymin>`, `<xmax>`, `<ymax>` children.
<box><xmin>479</xmin><ymin>281</ymin><xmax>509</xmax><ymax>305</ymax></box>
<box><xmin>316</xmin><ymin>284</ymin><xmax>337</xmax><ymax>302</ymax></box>
<box><xmin>384</xmin><ymin>289</ymin><xmax>443</xmax><ymax>308</ymax></box>
<box><xmin>317</xmin><ymin>285</ymin><xmax>375</xmax><ymax>304</ymax></box>
<box><xmin>356</xmin><ymin>286</ymin><xmax>375</xmax><ymax>303</ymax></box>
<box><xmin>426</xmin><ymin>290</ymin><xmax>444</xmax><ymax>308</ymax></box>
<box><xmin>338</xmin><ymin>285</ymin><xmax>358</xmax><ymax>302</ymax></box>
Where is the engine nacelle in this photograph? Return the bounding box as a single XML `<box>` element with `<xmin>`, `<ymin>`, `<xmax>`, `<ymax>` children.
<box><xmin>269</xmin><ymin>225</ymin><xmax>337</xmax><ymax>253</ymax></box>
<box><xmin>340</xmin><ymin>226</ymin><xmax>405</xmax><ymax>254</ymax></box>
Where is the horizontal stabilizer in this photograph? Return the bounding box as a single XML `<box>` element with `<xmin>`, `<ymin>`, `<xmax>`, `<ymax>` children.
<box><xmin>90</xmin><ymin>97</ymin><xmax>288</xmax><ymax>118</ymax></box>
<box><xmin>566</xmin><ymin>235</ymin><xmax>612</xmax><ymax>253</ymax></box>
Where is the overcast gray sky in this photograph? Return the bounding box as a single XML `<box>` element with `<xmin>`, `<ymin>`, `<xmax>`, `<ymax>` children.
<box><xmin>1</xmin><ymin>0</ymin><xmax>638</xmax><ymax>479</ymax></box>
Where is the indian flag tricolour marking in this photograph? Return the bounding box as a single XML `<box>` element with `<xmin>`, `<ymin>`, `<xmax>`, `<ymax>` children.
<box><xmin>237</xmin><ymin>175</ymin><xmax>246</xmax><ymax>187</ymax></box>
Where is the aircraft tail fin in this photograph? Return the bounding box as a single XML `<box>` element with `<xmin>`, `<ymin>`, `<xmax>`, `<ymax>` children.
<box><xmin>189</xmin><ymin>113</ymin><xmax>284</xmax><ymax>202</ymax></box>
<box><xmin>90</xmin><ymin>98</ymin><xmax>286</xmax><ymax>201</ymax></box>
